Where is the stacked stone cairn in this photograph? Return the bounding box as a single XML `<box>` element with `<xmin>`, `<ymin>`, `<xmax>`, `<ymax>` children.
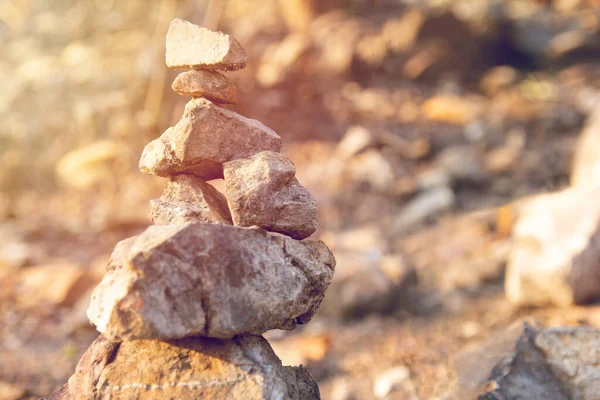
<box><xmin>49</xmin><ymin>19</ymin><xmax>335</xmax><ymax>400</ymax></box>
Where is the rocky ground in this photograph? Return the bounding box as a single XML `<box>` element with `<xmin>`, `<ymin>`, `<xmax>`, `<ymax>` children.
<box><xmin>3</xmin><ymin>0</ymin><xmax>600</xmax><ymax>399</ymax></box>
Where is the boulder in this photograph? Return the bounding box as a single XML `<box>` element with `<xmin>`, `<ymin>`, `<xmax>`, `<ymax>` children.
<box><xmin>505</xmin><ymin>185</ymin><xmax>600</xmax><ymax>307</ymax></box>
<box><xmin>166</xmin><ymin>19</ymin><xmax>247</xmax><ymax>71</ymax></box>
<box><xmin>139</xmin><ymin>98</ymin><xmax>282</xmax><ymax>180</ymax></box>
<box><xmin>47</xmin><ymin>334</ymin><xmax>320</xmax><ymax>400</ymax></box>
<box><xmin>171</xmin><ymin>70</ymin><xmax>236</xmax><ymax>104</ymax></box>
<box><xmin>87</xmin><ymin>223</ymin><xmax>335</xmax><ymax>341</ymax></box>
<box><xmin>149</xmin><ymin>175</ymin><xmax>232</xmax><ymax>225</ymax></box>
<box><xmin>224</xmin><ymin>151</ymin><xmax>317</xmax><ymax>240</ymax></box>
<box><xmin>471</xmin><ymin>324</ymin><xmax>600</xmax><ymax>400</ymax></box>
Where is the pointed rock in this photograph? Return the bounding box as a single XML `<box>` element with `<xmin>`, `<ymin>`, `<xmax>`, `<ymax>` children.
<box><xmin>166</xmin><ymin>18</ymin><xmax>248</xmax><ymax>71</ymax></box>
<box><xmin>139</xmin><ymin>98</ymin><xmax>282</xmax><ymax>180</ymax></box>
<box><xmin>172</xmin><ymin>70</ymin><xmax>236</xmax><ymax>104</ymax></box>
<box><xmin>224</xmin><ymin>151</ymin><xmax>318</xmax><ymax>240</ymax></box>
<box><xmin>87</xmin><ymin>223</ymin><xmax>335</xmax><ymax>341</ymax></box>
<box><xmin>149</xmin><ymin>175</ymin><xmax>232</xmax><ymax>225</ymax></box>
<box><xmin>49</xmin><ymin>334</ymin><xmax>320</xmax><ymax>399</ymax></box>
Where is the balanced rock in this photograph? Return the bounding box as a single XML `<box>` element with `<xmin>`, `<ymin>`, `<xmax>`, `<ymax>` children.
<box><xmin>50</xmin><ymin>334</ymin><xmax>320</xmax><ymax>400</ymax></box>
<box><xmin>166</xmin><ymin>18</ymin><xmax>247</xmax><ymax>71</ymax></box>
<box><xmin>505</xmin><ymin>185</ymin><xmax>600</xmax><ymax>307</ymax></box>
<box><xmin>172</xmin><ymin>70</ymin><xmax>236</xmax><ymax>104</ymax></box>
<box><xmin>224</xmin><ymin>151</ymin><xmax>317</xmax><ymax>240</ymax></box>
<box><xmin>149</xmin><ymin>175</ymin><xmax>232</xmax><ymax>225</ymax></box>
<box><xmin>87</xmin><ymin>223</ymin><xmax>335</xmax><ymax>341</ymax></box>
<box><xmin>139</xmin><ymin>98</ymin><xmax>282</xmax><ymax>180</ymax></box>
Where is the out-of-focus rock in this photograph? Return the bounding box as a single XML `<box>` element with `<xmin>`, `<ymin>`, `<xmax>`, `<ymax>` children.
<box><xmin>7</xmin><ymin>263</ymin><xmax>98</xmax><ymax>312</ymax></box>
<box><xmin>256</xmin><ymin>33</ymin><xmax>310</xmax><ymax>88</ymax></box>
<box><xmin>421</xmin><ymin>95</ymin><xmax>483</xmax><ymax>125</ymax></box>
<box><xmin>484</xmin><ymin>128</ymin><xmax>526</xmax><ymax>174</ymax></box>
<box><xmin>335</xmin><ymin>125</ymin><xmax>375</xmax><ymax>160</ymax></box>
<box><xmin>139</xmin><ymin>98</ymin><xmax>282</xmax><ymax>180</ymax></box>
<box><xmin>476</xmin><ymin>324</ymin><xmax>600</xmax><ymax>400</ymax></box>
<box><xmin>373</xmin><ymin>365</ymin><xmax>414</xmax><ymax>400</ymax></box>
<box><xmin>480</xmin><ymin>66</ymin><xmax>519</xmax><ymax>96</ymax></box>
<box><xmin>166</xmin><ymin>19</ymin><xmax>247</xmax><ymax>71</ymax></box>
<box><xmin>0</xmin><ymin>381</ymin><xmax>27</xmax><ymax>400</ymax></box>
<box><xmin>149</xmin><ymin>175</ymin><xmax>232</xmax><ymax>225</ymax></box>
<box><xmin>506</xmin><ymin>185</ymin><xmax>600</xmax><ymax>307</ymax></box>
<box><xmin>224</xmin><ymin>151</ymin><xmax>317</xmax><ymax>240</ymax></box>
<box><xmin>392</xmin><ymin>186</ymin><xmax>455</xmax><ymax>233</ymax></box>
<box><xmin>171</xmin><ymin>70</ymin><xmax>236</xmax><ymax>104</ymax></box>
<box><xmin>269</xmin><ymin>334</ymin><xmax>332</xmax><ymax>372</ymax></box>
<box><xmin>382</xmin><ymin>9</ymin><xmax>424</xmax><ymax>53</ymax></box>
<box><xmin>345</xmin><ymin>149</ymin><xmax>396</xmax><ymax>192</ymax></box>
<box><xmin>320</xmin><ymin>251</ymin><xmax>416</xmax><ymax>318</ymax></box>
<box><xmin>435</xmin><ymin>145</ymin><xmax>486</xmax><ymax>183</ymax></box>
<box><xmin>87</xmin><ymin>223</ymin><xmax>334</xmax><ymax>341</ymax></box>
<box><xmin>52</xmin><ymin>334</ymin><xmax>319</xmax><ymax>399</ymax></box>
<box><xmin>571</xmin><ymin>109</ymin><xmax>600</xmax><ymax>186</ymax></box>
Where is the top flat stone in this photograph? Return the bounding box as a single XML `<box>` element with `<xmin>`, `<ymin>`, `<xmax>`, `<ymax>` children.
<box><xmin>166</xmin><ymin>18</ymin><xmax>248</xmax><ymax>71</ymax></box>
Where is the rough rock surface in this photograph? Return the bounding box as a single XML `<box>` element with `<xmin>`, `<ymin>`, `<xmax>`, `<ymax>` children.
<box><xmin>505</xmin><ymin>185</ymin><xmax>600</xmax><ymax>307</ymax></box>
<box><xmin>477</xmin><ymin>324</ymin><xmax>600</xmax><ymax>400</ymax></box>
<box><xmin>224</xmin><ymin>151</ymin><xmax>317</xmax><ymax>240</ymax></box>
<box><xmin>87</xmin><ymin>223</ymin><xmax>335</xmax><ymax>341</ymax></box>
<box><xmin>172</xmin><ymin>70</ymin><xmax>236</xmax><ymax>104</ymax></box>
<box><xmin>166</xmin><ymin>18</ymin><xmax>247</xmax><ymax>71</ymax></box>
<box><xmin>47</xmin><ymin>334</ymin><xmax>320</xmax><ymax>400</ymax></box>
<box><xmin>139</xmin><ymin>98</ymin><xmax>282</xmax><ymax>180</ymax></box>
<box><xmin>149</xmin><ymin>175</ymin><xmax>232</xmax><ymax>225</ymax></box>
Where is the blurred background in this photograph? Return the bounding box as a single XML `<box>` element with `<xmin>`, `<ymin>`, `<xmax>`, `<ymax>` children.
<box><xmin>2</xmin><ymin>0</ymin><xmax>600</xmax><ymax>398</ymax></box>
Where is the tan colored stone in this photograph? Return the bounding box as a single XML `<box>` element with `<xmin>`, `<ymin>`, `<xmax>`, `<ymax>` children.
<box><xmin>49</xmin><ymin>334</ymin><xmax>320</xmax><ymax>399</ymax></box>
<box><xmin>172</xmin><ymin>70</ymin><xmax>236</xmax><ymax>104</ymax></box>
<box><xmin>149</xmin><ymin>175</ymin><xmax>232</xmax><ymax>225</ymax></box>
<box><xmin>224</xmin><ymin>151</ymin><xmax>317</xmax><ymax>240</ymax></box>
<box><xmin>572</xmin><ymin>109</ymin><xmax>600</xmax><ymax>186</ymax></box>
<box><xmin>87</xmin><ymin>223</ymin><xmax>335</xmax><ymax>341</ymax></box>
<box><xmin>166</xmin><ymin>18</ymin><xmax>247</xmax><ymax>71</ymax></box>
<box><xmin>506</xmin><ymin>185</ymin><xmax>600</xmax><ymax>307</ymax></box>
<box><xmin>139</xmin><ymin>98</ymin><xmax>282</xmax><ymax>180</ymax></box>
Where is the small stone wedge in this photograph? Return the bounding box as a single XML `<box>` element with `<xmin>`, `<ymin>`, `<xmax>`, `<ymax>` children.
<box><xmin>87</xmin><ymin>223</ymin><xmax>335</xmax><ymax>341</ymax></box>
<box><xmin>166</xmin><ymin>18</ymin><xmax>248</xmax><ymax>71</ymax></box>
<box><xmin>172</xmin><ymin>70</ymin><xmax>237</xmax><ymax>104</ymax></box>
<box><xmin>224</xmin><ymin>151</ymin><xmax>318</xmax><ymax>239</ymax></box>
<box><xmin>149</xmin><ymin>175</ymin><xmax>232</xmax><ymax>225</ymax></box>
<box><xmin>139</xmin><ymin>98</ymin><xmax>282</xmax><ymax>180</ymax></box>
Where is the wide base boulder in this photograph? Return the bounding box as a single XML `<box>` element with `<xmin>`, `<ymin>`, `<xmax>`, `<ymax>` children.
<box><xmin>88</xmin><ymin>223</ymin><xmax>335</xmax><ymax>341</ymax></box>
<box><xmin>46</xmin><ymin>334</ymin><xmax>320</xmax><ymax>400</ymax></box>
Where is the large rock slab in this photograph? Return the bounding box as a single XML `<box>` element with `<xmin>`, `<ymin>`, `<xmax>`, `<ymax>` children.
<box><xmin>172</xmin><ymin>70</ymin><xmax>236</xmax><ymax>104</ymax></box>
<box><xmin>505</xmin><ymin>185</ymin><xmax>600</xmax><ymax>307</ymax></box>
<box><xmin>47</xmin><ymin>334</ymin><xmax>320</xmax><ymax>400</ymax></box>
<box><xmin>139</xmin><ymin>98</ymin><xmax>282</xmax><ymax>180</ymax></box>
<box><xmin>149</xmin><ymin>175</ymin><xmax>232</xmax><ymax>225</ymax></box>
<box><xmin>87</xmin><ymin>223</ymin><xmax>335</xmax><ymax>341</ymax></box>
<box><xmin>473</xmin><ymin>324</ymin><xmax>600</xmax><ymax>400</ymax></box>
<box><xmin>166</xmin><ymin>18</ymin><xmax>247</xmax><ymax>71</ymax></box>
<box><xmin>224</xmin><ymin>151</ymin><xmax>317</xmax><ymax>240</ymax></box>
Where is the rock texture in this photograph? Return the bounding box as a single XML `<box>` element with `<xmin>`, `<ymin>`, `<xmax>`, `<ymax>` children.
<box><xmin>88</xmin><ymin>223</ymin><xmax>335</xmax><ymax>341</ymax></box>
<box><xmin>149</xmin><ymin>175</ymin><xmax>232</xmax><ymax>225</ymax></box>
<box><xmin>166</xmin><ymin>18</ymin><xmax>248</xmax><ymax>71</ymax></box>
<box><xmin>172</xmin><ymin>70</ymin><xmax>237</xmax><ymax>104</ymax></box>
<box><xmin>49</xmin><ymin>334</ymin><xmax>320</xmax><ymax>400</ymax></box>
<box><xmin>475</xmin><ymin>324</ymin><xmax>600</xmax><ymax>400</ymax></box>
<box><xmin>224</xmin><ymin>151</ymin><xmax>318</xmax><ymax>240</ymax></box>
<box><xmin>505</xmin><ymin>185</ymin><xmax>600</xmax><ymax>307</ymax></box>
<box><xmin>139</xmin><ymin>98</ymin><xmax>282</xmax><ymax>180</ymax></box>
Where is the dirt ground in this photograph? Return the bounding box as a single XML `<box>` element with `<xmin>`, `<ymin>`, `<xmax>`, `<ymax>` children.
<box><xmin>2</xmin><ymin>1</ymin><xmax>600</xmax><ymax>399</ymax></box>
